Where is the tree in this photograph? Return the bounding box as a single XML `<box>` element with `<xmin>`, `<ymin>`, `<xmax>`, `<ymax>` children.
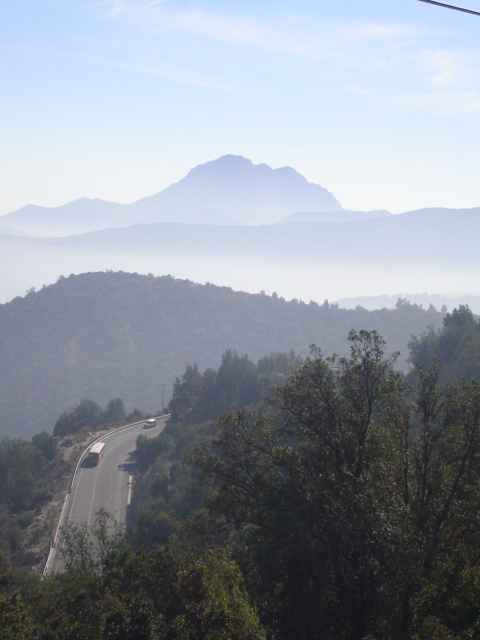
<box><xmin>409</xmin><ymin>305</ymin><xmax>480</xmax><ymax>383</ymax></box>
<box><xmin>103</xmin><ymin>398</ymin><xmax>126</xmax><ymax>426</ymax></box>
<box><xmin>169</xmin><ymin>364</ymin><xmax>204</xmax><ymax>424</ymax></box>
<box><xmin>0</xmin><ymin>556</ymin><xmax>33</xmax><ymax>640</ymax></box>
<box><xmin>61</xmin><ymin>509</ymin><xmax>124</xmax><ymax>576</ymax></box>
<box><xmin>53</xmin><ymin>398</ymin><xmax>103</xmax><ymax>436</ymax></box>
<box><xmin>31</xmin><ymin>431</ymin><xmax>57</xmax><ymax>461</ymax></box>
<box><xmin>193</xmin><ymin>331</ymin><xmax>480</xmax><ymax>639</ymax></box>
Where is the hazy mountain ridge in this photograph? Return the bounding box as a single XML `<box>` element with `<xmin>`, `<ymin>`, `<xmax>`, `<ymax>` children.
<box><xmin>0</xmin><ymin>198</ymin><xmax>131</xmax><ymax>237</ymax></box>
<box><xmin>4</xmin><ymin>205</ymin><xmax>480</xmax><ymax>259</ymax></box>
<box><xmin>0</xmin><ymin>271</ymin><xmax>444</xmax><ymax>440</ymax></box>
<box><xmin>278</xmin><ymin>209</ymin><xmax>392</xmax><ymax>224</ymax></box>
<box><xmin>400</xmin><ymin>206</ymin><xmax>480</xmax><ymax>219</ymax></box>
<box><xmin>1</xmin><ymin>205</ymin><xmax>480</xmax><ymax>304</ymax></box>
<box><xmin>21</xmin><ymin>207</ymin><xmax>480</xmax><ymax>267</ymax></box>
<box><xmin>1</xmin><ymin>155</ymin><xmax>478</xmax><ymax>242</ymax></box>
<box><xmin>1</xmin><ymin>155</ymin><xmax>479</xmax><ymax>306</ymax></box>
<box><xmin>0</xmin><ymin>155</ymin><xmax>342</xmax><ymax>236</ymax></box>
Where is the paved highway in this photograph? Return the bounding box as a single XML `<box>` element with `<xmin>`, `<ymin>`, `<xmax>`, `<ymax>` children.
<box><xmin>48</xmin><ymin>417</ymin><xmax>166</xmax><ymax>575</ymax></box>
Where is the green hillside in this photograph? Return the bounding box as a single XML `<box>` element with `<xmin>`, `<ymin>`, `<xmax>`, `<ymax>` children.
<box><xmin>0</xmin><ymin>271</ymin><xmax>444</xmax><ymax>439</ymax></box>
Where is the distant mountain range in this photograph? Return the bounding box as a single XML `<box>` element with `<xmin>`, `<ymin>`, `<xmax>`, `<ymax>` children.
<box><xmin>0</xmin><ymin>154</ymin><xmax>479</xmax><ymax>305</ymax></box>
<box><xmin>277</xmin><ymin>210</ymin><xmax>391</xmax><ymax>224</ymax></box>
<box><xmin>1</xmin><ymin>206</ymin><xmax>480</xmax><ymax>305</ymax></box>
<box><xmin>11</xmin><ymin>207</ymin><xmax>478</xmax><ymax>265</ymax></box>
<box><xmin>0</xmin><ymin>155</ymin><xmax>343</xmax><ymax>236</ymax></box>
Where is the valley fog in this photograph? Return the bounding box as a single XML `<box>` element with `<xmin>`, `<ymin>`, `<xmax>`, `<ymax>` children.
<box><xmin>2</xmin><ymin>240</ymin><xmax>480</xmax><ymax>309</ymax></box>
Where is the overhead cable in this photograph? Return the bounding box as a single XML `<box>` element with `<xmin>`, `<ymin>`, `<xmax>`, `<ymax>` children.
<box><xmin>417</xmin><ymin>0</ymin><xmax>480</xmax><ymax>16</ymax></box>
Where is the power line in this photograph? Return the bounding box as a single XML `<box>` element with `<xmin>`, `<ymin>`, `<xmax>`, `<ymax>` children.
<box><xmin>417</xmin><ymin>0</ymin><xmax>480</xmax><ymax>16</ymax></box>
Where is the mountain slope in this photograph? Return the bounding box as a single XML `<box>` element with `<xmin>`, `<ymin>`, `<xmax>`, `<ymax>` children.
<box><xmin>0</xmin><ymin>271</ymin><xmax>444</xmax><ymax>440</ymax></box>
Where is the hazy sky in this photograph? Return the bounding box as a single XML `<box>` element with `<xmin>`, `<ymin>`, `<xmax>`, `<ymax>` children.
<box><xmin>1</xmin><ymin>0</ymin><xmax>480</xmax><ymax>216</ymax></box>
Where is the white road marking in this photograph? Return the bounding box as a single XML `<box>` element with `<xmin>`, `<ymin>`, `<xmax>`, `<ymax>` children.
<box><xmin>127</xmin><ymin>475</ymin><xmax>133</xmax><ymax>506</ymax></box>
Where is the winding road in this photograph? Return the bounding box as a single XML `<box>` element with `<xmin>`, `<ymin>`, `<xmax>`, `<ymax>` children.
<box><xmin>47</xmin><ymin>416</ymin><xmax>166</xmax><ymax>575</ymax></box>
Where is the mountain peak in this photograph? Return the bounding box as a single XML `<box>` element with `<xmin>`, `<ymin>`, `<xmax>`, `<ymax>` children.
<box><xmin>140</xmin><ymin>155</ymin><xmax>342</xmax><ymax>225</ymax></box>
<box><xmin>187</xmin><ymin>155</ymin><xmax>307</xmax><ymax>181</ymax></box>
<box><xmin>185</xmin><ymin>155</ymin><xmax>255</xmax><ymax>180</ymax></box>
<box><xmin>205</xmin><ymin>154</ymin><xmax>254</xmax><ymax>168</ymax></box>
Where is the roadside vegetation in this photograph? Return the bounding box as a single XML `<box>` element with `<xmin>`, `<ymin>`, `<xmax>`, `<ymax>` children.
<box><xmin>0</xmin><ymin>398</ymin><xmax>152</xmax><ymax>570</ymax></box>
<box><xmin>2</xmin><ymin>310</ymin><xmax>480</xmax><ymax>638</ymax></box>
<box><xmin>0</xmin><ymin>434</ymin><xmax>65</xmax><ymax>569</ymax></box>
<box><xmin>53</xmin><ymin>397</ymin><xmax>149</xmax><ymax>437</ymax></box>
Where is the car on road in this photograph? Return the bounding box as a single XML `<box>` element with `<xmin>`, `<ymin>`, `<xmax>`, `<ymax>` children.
<box><xmin>143</xmin><ymin>418</ymin><xmax>157</xmax><ymax>429</ymax></box>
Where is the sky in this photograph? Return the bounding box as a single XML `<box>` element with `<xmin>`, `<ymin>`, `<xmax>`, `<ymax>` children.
<box><xmin>1</xmin><ymin>0</ymin><xmax>480</xmax><ymax>216</ymax></box>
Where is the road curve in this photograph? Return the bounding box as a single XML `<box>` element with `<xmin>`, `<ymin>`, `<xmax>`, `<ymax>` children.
<box><xmin>48</xmin><ymin>417</ymin><xmax>166</xmax><ymax>575</ymax></box>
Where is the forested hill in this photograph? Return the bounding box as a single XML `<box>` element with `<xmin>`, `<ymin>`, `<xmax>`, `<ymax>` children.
<box><xmin>0</xmin><ymin>271</ymin><xmax>443</xmax><ymax>439</ymax></box>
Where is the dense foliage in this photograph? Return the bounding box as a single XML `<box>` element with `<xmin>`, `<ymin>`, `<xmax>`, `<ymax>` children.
<box><xmin>0</xmin><ymin>271</ymin><xmax>443</xmax><ymax>439</ymax></box>
<box><xmin>1</xmin><ymin>512</ymin><xmax>265</xmax><ymax>640</ymax></box>
<box><xmin>168</xmin><ymin>350</ymin><xmax>301</xmax><ymax>426</ymax></box>
<box><xmin>129</xmin><ymin>330</ymin><xmax>480</xmax><ymax>639</ymax></box>
<box><xmin>190</xmin><ymin>331</ymin><xmax>480</xmax><ymax>638</ymax></box>
<box><xmin>3</xmin><ymin>322</ymin><xmax>480</xmax><ymax>638</ymax></box>
<box><xmin>410</xmin><ymin>304</ymin><xmax>480</xmax><ymax>382</ymax></box>
<box><xmin>131</xmin><ymin>351</ymin><xmax>299</xmax><ymax>547</ymax></box>
<box><xmin>0</xmin><ymin>433</ymin><xmax>66</xmax><ymax>567</ymax></box>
